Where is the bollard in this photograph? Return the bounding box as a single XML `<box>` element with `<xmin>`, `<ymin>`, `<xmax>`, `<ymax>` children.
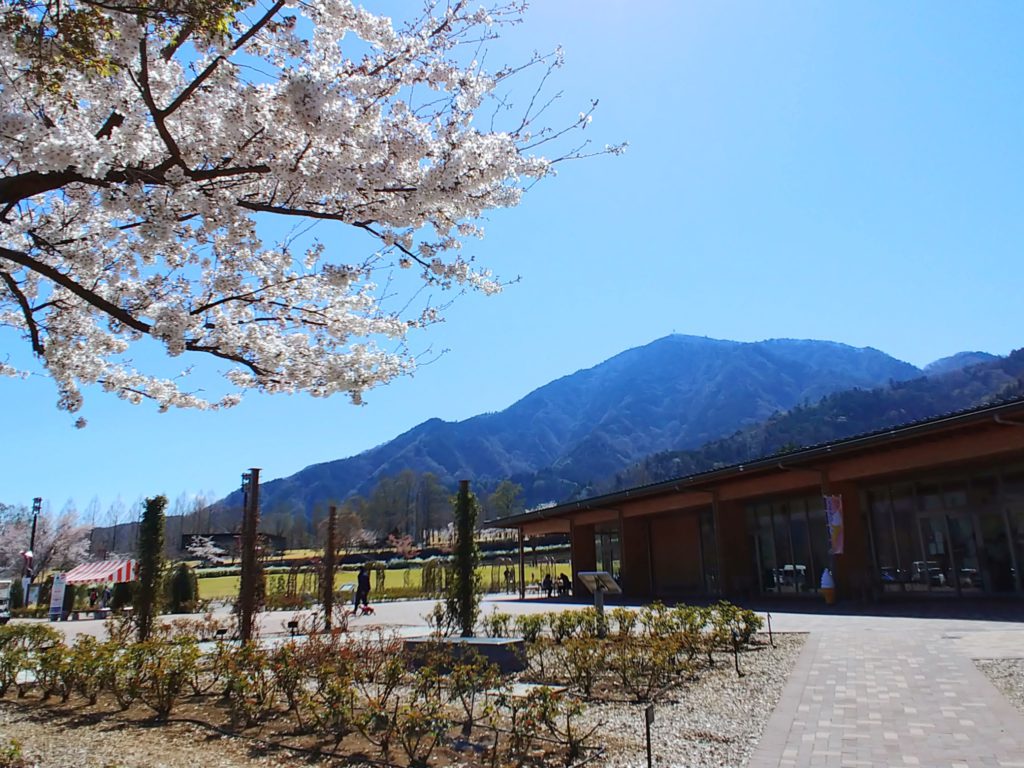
<box><xmin>731</xmin><ymin>627</ymin><xmax>742</xmax><ymax>677</ymax></box>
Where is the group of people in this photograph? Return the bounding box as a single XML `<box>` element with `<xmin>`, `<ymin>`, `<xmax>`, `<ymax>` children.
<box><xmin>540</xmin><ymin>572</ymin><xmax>572</xmax><ymax>598</ymax></box>
<box><xmin>87</xmin><ymin>586</ymin><xmax>112</xmax><ymax>609</ymax></box>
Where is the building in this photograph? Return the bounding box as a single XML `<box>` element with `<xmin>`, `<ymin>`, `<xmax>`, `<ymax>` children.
<box><xmin>495</xmin><ymin>398</ymin><xmax>1024</xmax><ymax>601</ymax></box>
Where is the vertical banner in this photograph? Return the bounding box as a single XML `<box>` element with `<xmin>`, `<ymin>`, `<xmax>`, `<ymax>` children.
<box><xmin>48</xmin><ymin>573</ymin><xmax>67</xmax><ymax>620</ymax></box>
<box><xmin>824</xmin><ymin>495</ymin><xmax>844</xmax><ymax>554</ymax></box>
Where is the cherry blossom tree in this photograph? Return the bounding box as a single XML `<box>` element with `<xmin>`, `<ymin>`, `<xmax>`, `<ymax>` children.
<box><xmin>185</xmin><ymin>534</ymin><xmax>227</xmax><ymax>564</ymax></box>
<box><xmin>0</xmin><ymin>501</ymin><xmax>91</xmax><ymax>576</ymax></box>
<box><xmin>0</xmin><ymin>0</ymin><xmax>618</xmax><ymax>425</ymax></box>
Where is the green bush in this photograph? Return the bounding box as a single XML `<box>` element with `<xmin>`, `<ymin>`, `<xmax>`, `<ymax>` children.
<box><xmin>136</xmin><ymin>638</ymin><xmax>200</xmax><ymax>719</ymax></box>
<box><xmin>9</xmin><ymin>579</ymin><xmax>23</xmax><ymax>611</ymax></box>
<box><xmin>110</xmin><ymin>582</ymin><xmax>133</xmax><ymax>611</ymax></box>
<box><xmin>514</xmin><ymin>613</ymin><xmax>546</xmax><ymax>644</ymax></box>
<box><xmin>222</xmin><ymin>643</ymin><xmax>278</xmax><ymax>727</ymax></box>
<box><xmin>0</xmin><ymin>624</ymin><xmax>61</xmax><ymax>698</ymax></box>
<box><xmin>167</xmin><ymin>562</ymin><xmax>199</xmax><ymax>614</ymax></box>
<box><xmin>480</xmin><ymin>609</ymin><xmax>513</xmax><ymax>638</ymax></box>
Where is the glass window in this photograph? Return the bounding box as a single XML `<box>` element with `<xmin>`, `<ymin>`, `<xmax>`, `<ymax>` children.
<box><xmin>868</xmin><ymin>489</ymin><xmax>902</xmax><ymax>590</ymax></box>
<box><xmin>943</xmin><ymin>481</ymin><xmax>968</xmax><ymax>510</ymax></box>
<box><xmin>917</xmin><ymin>483</ymin><xmax>943</xmax><ymax>511</ymax></box>
<box><xmin>700</xmin><ymin>508</ymin><xmax>719</xmax><ymax>593</ymax></box>
<box><xmin>807</xmin><ymin>501</ymin><xmax>829</xmax><ymax>593</ymax></box>
<box><xmin>788</xmin><ymin>500</ymin><xmax>812</xmax><ymax>593</ymax></box>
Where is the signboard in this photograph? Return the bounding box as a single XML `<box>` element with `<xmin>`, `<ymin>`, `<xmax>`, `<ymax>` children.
<box><xmin>825</xmin><ymin>494</ymin><xmax>844</xmax><ymax>555</ymax></box>
<box><xmin>577</xmin><ymin>571</ymin><xmax>622</xmax><ymax>595</ymax></box>
<box><xmin>49</xmin><ymin>573</ymin><xmax>68</xmax><ymax>620</ymax></box>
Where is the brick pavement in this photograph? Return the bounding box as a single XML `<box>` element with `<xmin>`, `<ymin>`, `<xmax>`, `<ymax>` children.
<box><xmin>748</xmin><ymin>626</ymin><xmax>1024</xmax><ymax>768</ymax></box>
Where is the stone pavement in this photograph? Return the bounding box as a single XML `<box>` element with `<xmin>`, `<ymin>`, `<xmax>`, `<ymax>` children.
<box><xmin>747</xmin><ymin>614</ymin><xmax>1024</xmax><ymax>768</ymax></box>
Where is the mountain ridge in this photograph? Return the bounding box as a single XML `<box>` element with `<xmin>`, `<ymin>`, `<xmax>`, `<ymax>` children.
<box><xmin>221</xmin><ymin>334</ymin><xmax>923</xmax><ymax>516</ymax></box>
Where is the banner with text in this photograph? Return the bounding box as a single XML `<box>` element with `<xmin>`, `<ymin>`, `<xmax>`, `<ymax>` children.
<box><xmin>824</xmin><ymin>494</ymin><xmax>844</xmax><ymax>555</ymax></box>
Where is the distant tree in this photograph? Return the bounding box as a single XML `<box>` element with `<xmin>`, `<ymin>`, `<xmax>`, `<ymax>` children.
<box><xmin>484</xmin><ymin>480</ymin><xmax>524</xmax><ymax>522</ymax></box>
<box><xmin>387</xmin><ymin>532</ymin><xmax>420</xmax><ymax>560</ymax></box>
<box><xmin>105</xmin><ymin>498</ymin><xmax>126</xmax><ymax>553</ymax></box>
<box><xmin>186</xmin><ymin>535</ymin><xmax>226</xmax><ymax>565</ymax></box>
<box><xmin>135</xmin><ymin>495</ymin><xmax>167</xmax><ymax>642</ymax></box>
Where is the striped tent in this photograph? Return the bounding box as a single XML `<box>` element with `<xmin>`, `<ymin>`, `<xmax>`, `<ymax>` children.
<box><xmin>63</xmin><ymin>559</ymin><xmax>137</xmax><ymax>584</ymax></box>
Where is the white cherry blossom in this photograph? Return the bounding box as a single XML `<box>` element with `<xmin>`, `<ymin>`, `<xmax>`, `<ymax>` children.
<box><xmin>0</xmin><ymin>0</ymin><xmax>621</xmax><ymax>422</ymax></box>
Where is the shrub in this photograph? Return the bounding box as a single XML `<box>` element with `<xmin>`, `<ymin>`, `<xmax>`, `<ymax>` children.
<box><xmin>103</xmin><ymin>643</ymin><xmax>146</xmax><ymax>710</ymax></box>
<box><xmin>8</xmin><ymin>580</ymin><xmax>23</xmax><ymax>611</ymax></box>
<box><xmin>71</xmin><ymin>636</ymin><xmax>107</xmax><ymax>705</ymax></box>
<box><xmin>561</xmin><ymin>638</ymin><xmax>607</xmax><ymax>698</ymax></box>
<box><xmin>714</xmin><ymin>601</ymin><xmax>763</xmax><ymax>646</ymax></box>
<box><xmin>0</xmin><ymin>738</ymin><xmax>30</xmax><ymax>768</ymax></box>
<box><xmin>136</xmin><ymin>638</ymin><xmax>200</xmax><ymax>719</ymax></box>
<box><xmin>397</xmin><ymin>697</ymin><xmax>451</xmax><ymax>767</ymax></box>
<box><xmin>0</xmin><ymin>624</ymin><xmax>61</xmax><ymax>698</ymax></box>
<box><xmin>610</xmin><ymin>607</ymin><xmax>637</xmax><ymax>638</ymax></box>
<box><xmin>110</xmin><ymin>582</ymin><xmax>133</xmax><ymax>611</ymax></box>
<box><xmin>480</xmin><ymin>609</ymin><xmax>513</xmax><ymax>638</ymax></box>
<box><xmin>514</xmin><ymin>613</ymin><xmax>546</xmax><ymax>644</ymax></box>
<box><xmin>37</xmin><ymin>642</ymin><xmax>76</xmax><ymax>702</ymax></box>
<box><xmin>447</xmin><ymin>651</ymin><xmax>501</xmax><ymax>736</ymax></box>
<box><xmin>223</xmin><ymin>643</ymin><xmax>278</xmax><ymax>727</ymax></box>
<box><xmin>608</xmin><ymin>636</ymin><xmax>681</xmax><ymax>702</ymax></box>
<box><xmin>167</xmin><ymin>562</ymin><xmax>199</xmax><ymax>614</ymax></box>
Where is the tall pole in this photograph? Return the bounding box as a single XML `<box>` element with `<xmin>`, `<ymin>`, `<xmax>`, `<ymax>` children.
<box><xmin>21</xmin><ymin>496</ymin><xmax>41</xmax><ymax>606</ymax></box>
<box><xmin>322</xmin><ymin>505</ymin><xmax>337</xmax><ymax>632</ymax></box>
<box><xmin>238</xmin><ymin>468</ymin><xmax>261</xmax><ymax>644</ymax></box>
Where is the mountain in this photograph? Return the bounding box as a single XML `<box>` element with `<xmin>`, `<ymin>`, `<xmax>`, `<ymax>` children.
<box><xmin>220</xmin><ymin>335</ymin><xmax>922</xmax><ymax>516</ymax></box>
<box><xmin>924</xmin><ymin>351</ymin><xmax>1000</xmax><ymax>376</ymax></box>
<box><xmin>607</xmin><ymin>348</ymin><xmax>1024</xmax><ymax>491</ymax></box>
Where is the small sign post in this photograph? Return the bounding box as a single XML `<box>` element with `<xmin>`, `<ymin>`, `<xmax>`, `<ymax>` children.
<box><xmin>576</xmin><ymin>571</ymin><xmax>622</xmax><ymax>639</ymax></box>
<box><xmin>48</xmin><ymin>572</ymin><xmax>67</xmax><ymax>621</ymax></box>
<box><xmin>645</xmin><ymin>704</ymin><xmax>655</xmax><ymax>768</ymax></box>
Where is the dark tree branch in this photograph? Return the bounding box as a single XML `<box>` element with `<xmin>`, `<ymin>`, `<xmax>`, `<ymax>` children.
<box><xmin>1</xmin><ymin>245</ymin><xmax>269</xmax><ymax>378</ymax></box>
<box><xmin>95</xmin><ymin>111</ymin><xmax>125</xmax><ymax>140</ymax></box>
<box><xmin>161</xmin><ymin>1</ymin><xmax>287</xmax><ymax>120</ymax></box>
<box><xmin>0</xmin><ymin>270</ymin><xmax>44</xmax><ymax>354</ymax></box>
<box><xmin>1</xmin><ymin>244</ymin><xmax>152</xmax><ymax>335</ymax></box>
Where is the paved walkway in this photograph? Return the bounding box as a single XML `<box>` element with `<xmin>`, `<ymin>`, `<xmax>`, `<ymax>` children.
<box><xmin>748</xmin><ymin>618</ymin><xmax>1024</xmax><ymax>768</ymax></box>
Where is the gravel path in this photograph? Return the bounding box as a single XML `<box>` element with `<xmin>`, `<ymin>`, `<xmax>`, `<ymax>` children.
<box><xmin>583</xmin><ymin>634</ymin><xmax>805</xmax><ymax>768</ymax></box>
<box><xmin>975</xmin><ymin>658</ymin><xmax>1024</xmax><ymax>715</ymax></box>
<box><xmin>0</xmin><ymin>704</ymin><xmax>291</xmax><ymax>768</ymax></box>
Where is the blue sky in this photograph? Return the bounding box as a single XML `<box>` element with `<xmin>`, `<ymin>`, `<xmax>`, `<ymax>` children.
<box><xmin>4</xmin><ymin>1</ymin><xmax>1023</xmax><ymax>520</ymax></box>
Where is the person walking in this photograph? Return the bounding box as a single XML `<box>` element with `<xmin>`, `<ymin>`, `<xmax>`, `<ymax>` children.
<box><xmin>354</xmin><ymin>565</ymin><xmax>371</xmax><ymax>612</ymax></box>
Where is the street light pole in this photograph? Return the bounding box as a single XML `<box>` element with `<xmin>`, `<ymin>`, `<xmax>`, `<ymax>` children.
<box><xmin>23</xmin><ymin>496</ymin><xmax>41</xmax><ymax>581</ymax></box>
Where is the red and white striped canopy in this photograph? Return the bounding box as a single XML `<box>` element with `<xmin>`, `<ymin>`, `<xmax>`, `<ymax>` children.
<box><xmin>64</xmin><ymin>559</ymin><xmax>137</xmax><ymax>584</ymax></box>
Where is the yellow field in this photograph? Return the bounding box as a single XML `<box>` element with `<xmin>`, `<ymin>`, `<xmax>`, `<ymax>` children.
<box><xmin>196</xmin><ymin>562</ymin><xmax>572</xmax><ymax>600</ymax></box>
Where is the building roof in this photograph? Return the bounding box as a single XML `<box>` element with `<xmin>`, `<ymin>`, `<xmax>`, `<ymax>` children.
<box><xmin>493</xmin><ymin>395</ymin><xmax>1024</xmax><ymax>528</ymax></box>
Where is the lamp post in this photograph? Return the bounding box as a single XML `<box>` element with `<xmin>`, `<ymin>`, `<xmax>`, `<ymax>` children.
<box><xmin>21</xmin><ymin>497</ymin><xmax>41</xmax><ymax>607</ymax></box>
